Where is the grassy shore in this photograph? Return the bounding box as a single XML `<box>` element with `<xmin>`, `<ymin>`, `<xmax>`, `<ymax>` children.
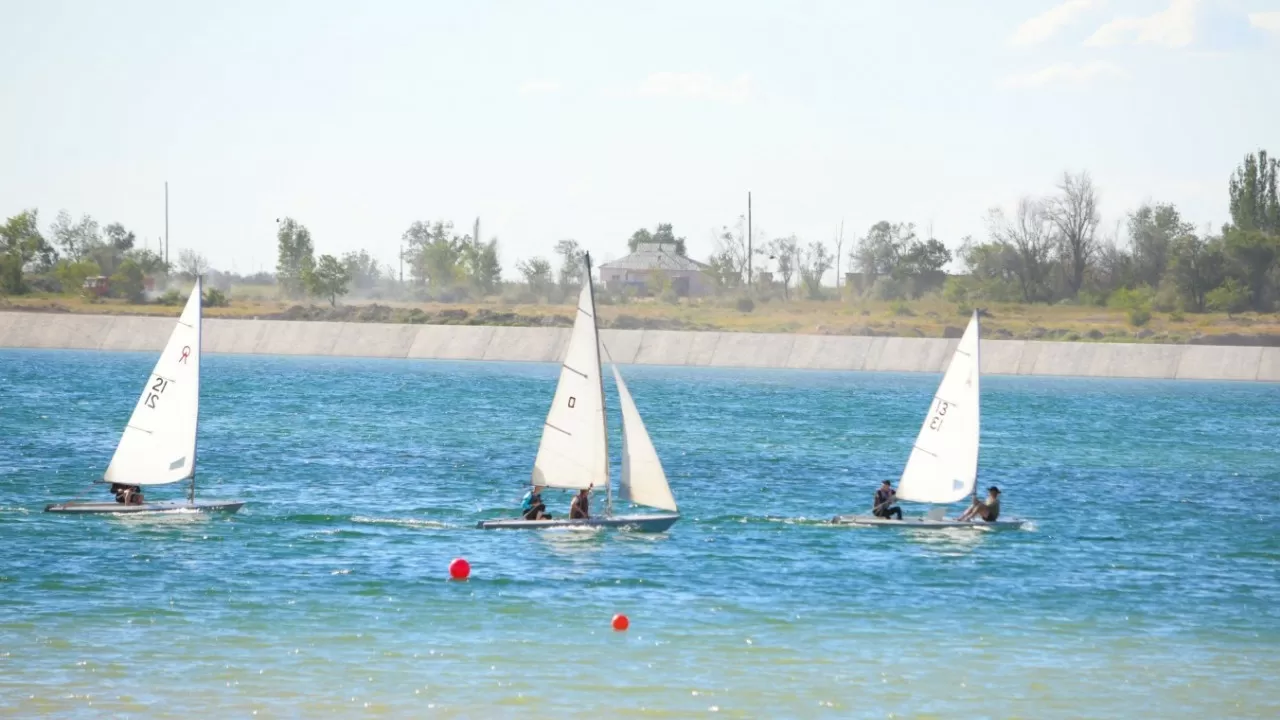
<box><xmin>3</xmin><ymin>291</ymin><xmax>1279</xmax><ymax>345</ymax></box>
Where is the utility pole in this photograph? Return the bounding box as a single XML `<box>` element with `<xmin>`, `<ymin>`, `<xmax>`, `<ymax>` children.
<box><xmin>835</xmin><ymin>219</ymin><xmax>844</xmax><ymax>296</ymax></box>
<box><xmin>164</xmin><ymin>181</ymin><xmax>169</xmax><ymax>267</ymax></box>
<box><xmin>747</xmin><ymin>191</ymin><xmax>753</xmax><ymax>288</ymax></box>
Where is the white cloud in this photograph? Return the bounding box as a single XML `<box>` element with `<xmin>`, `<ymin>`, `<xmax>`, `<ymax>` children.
<box><xmin>1010</xmin><ymin>0</ymin><xmax>1106</xmax><ymax>46</ymax></box>
<box><xmin>1084</xmin><ymin>0</ymin><xmax>1200</xmax><ymax>48</ymax></box>
<box><xmin>635</xmin><ymin>72</ymin><xmax>753</xmax><ymax>103</ymax></box>
<box><xmin>518</xmin><ymin>79</ymin><xmax>561</xmax><ymax>96</ymax></box>
<box><xmin>1250</xmin><ymin>11</ymin><xmax>1280</xmax><ymax>34</ymax></box>
<box><xmin>1002</xmin><ymin>60</ymin><xmax>1123</xmax><ymax>89</ymax></box>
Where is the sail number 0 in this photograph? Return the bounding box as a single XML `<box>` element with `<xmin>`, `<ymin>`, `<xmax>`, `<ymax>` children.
<box><xmin>927</xmin><ymin>398</ymin><xmax>949</xmax><ymax>431</ymax></box>
<box><xmin>144</xmin><ymin>376</ymin><xmax>169</xmax><ymax>409</ymax></box>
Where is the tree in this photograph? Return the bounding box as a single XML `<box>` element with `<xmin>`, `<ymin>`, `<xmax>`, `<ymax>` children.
<box><xmin>1045</xmin><ymin>171</ymin><xmax>1101</xmax><ymax>297</ymax></box>
<box><xmin>104</xmin><ymin>223</ymin><xmax>135</xmax><ymax>252</ymax></box>
<box><xmin>898</xmin><ymin>238</ymin><xmax>951</xmax><ymax>276</ymax></box>
<box><xmin>711</xmin><ymin>217</ymin><xmax>751</xmax><ymax>288</ymax></box>
<box><xmin>126</xmin><ymin>248</ymin><xmax>169</xmax><ymax>276</ymax></box>
<box><xmin>1168</xmin><ymin>233</ymin><xmax>1226</xmax><ymax>312</ymax></box>
<box><xmin>853</xmin><ymin>221</ymin><xmax>915</xmax><ymax>283</ymax></box>
<box><xmin>554</xmin><ymin>239</ymin><xmax>585</xmax><ymax>289</ymax></box>
<box><xmin>177</xmin><ymin>248</ymin><xmax>210</xmax><ymax>278</ymax></box>
<box><xmin>765</xmin><ymin>235</ymin><xmax>799</xmax><ymax>298</ymax></box>
<box><xmin>403</xmin><ymin>220</ymin><xmax>463</xmax><ymax>289</ymax></box>
<box><xmin>109</xmin><ymin>258</ymin><xmax>146</xmax><ymax>303</ymax></box>
<box><xmin>987</xmin><ymin>198</ymin><xmax>1054</xmax><ymax>303</ymax></box>
<box><xmin>276</xmin><ymin>218</ymin><xmax>315</xmax><ymax>299</ymax></box>
<box><xmin>49</xmin><ymin>210</ymin><xmax>101</xmax><ymax>261</ymax></box>
<box><xmin>308</xmin><ymin>254</ymin><xmax>350</xmax><ymax>306</ymax></box>
<box><xmin>517</xmin><ymin>257</ymin><xmax>553</xmax><ymax>299</ymax></box>
<box><xmin>54</xmin><ymin>259</ymin><xmax>102</xmax><ymax>294</ymax></box>
<box><xmin>1228</xmin><ymin>149</ymin><xmax>1280</xmax><ymax>235</ymax></box>
<box><xmin>1</xmin><ymin>209</ymin><xmax>57</xmax><ymax>292</ymax></box>
<box><xmin>341</xmin><ymin>250</ymin><xmax>384</xmax><ymax>291</ymax></box>
<box><xmin>1129</xmin><ymin>203</ymin><xmax>1194</xmax><ymax>287</ymax></box>
<box><xmin>627</xmin><ymin>224</ymin><xmax>688</xmax><ymax>256</ymax></box>
<box><xmin>798</xmin><ymin>241</ymin><xmax>834</xmax><ymax>299</ymax></box>
<box><xmin>1222</xmin><ymin>229</ymin><xmax>1280</xmax><ymax>310</ymax></box>
<box><xmin>460</xmin><ymin>236</ymin><xmax>502</xmax><ymax>294</ymax></box>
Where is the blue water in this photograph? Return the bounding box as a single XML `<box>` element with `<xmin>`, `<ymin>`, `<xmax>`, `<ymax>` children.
<box><xmin>2</xmin><ymin>349</ymin><xmax>1278</xmax><ymax>718</ymax></box>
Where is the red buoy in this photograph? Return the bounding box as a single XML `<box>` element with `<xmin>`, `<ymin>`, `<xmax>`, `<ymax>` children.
<box><xmin>449</xmin><ymin>558</ymin><xmax>470</xmax><ymax>580</ymax></box>
<box><xmin>612</xmin><ymin>613</ymin><xmax>629</xmax><ymax>631</ymax></box>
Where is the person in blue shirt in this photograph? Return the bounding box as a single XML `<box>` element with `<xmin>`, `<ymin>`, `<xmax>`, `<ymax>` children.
<box><xmin>521</xmin><ymin>485</ymin><xmax>549</xmax><ymax>520</ymax></box>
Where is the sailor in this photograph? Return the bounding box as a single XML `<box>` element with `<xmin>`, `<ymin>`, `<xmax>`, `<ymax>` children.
<box><xmin>958</xmin><ymin>486</ymin><xmax>1001</xmax><ymax>522</ymax></box>
<box><xmin>521</xmin><ymin>485</ymin><xmax>550</xmax><ymax>520</ymax></box>
<box><xmin>872</xmin><ymin>480</ymin><xmax>903</xmax><ymax>520</ymax></box>
<box><xmin>569</xmin><ymin>485</ymin><xmax>591</xmax><ymax>520</ymax></box>
<box><xmin>110</xmin><ymin>483</ymin><xmax>127</xmax><ymax>504</ymax></box>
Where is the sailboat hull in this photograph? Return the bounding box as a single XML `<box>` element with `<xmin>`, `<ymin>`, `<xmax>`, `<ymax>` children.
<box><xmin>45</xmin><ymin>500</ymin><xmax>245</xmax><ymax>515</ymax></box>
<box><xmin>477</xmin><ymin>513</ymin><xmax>679</xmax><ymax>533</ymax></box>
<box><xmin>831</xmin><ymin>514</ymin><xmax>1026</xmax><ymax>529</ymax></box>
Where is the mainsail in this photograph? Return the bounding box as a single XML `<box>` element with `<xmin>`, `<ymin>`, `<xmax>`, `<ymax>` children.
<box><xmin>895</xmin><ymin>311</ymin><xmax>981</xmax><ymax>504</ymax></box>
<box><xmin>612</xmin><ymin>365</ymin><xmax>677</xmax><ymax>513</ymax></box>
<box><xmin>530</xmin><ymin>273</ymin><xmax>608</xmax><ymax>491</ymax></box>
<box><xmin>104</xmin><ymin>278</ymin><xmax>203</xmax><ymax>486</ymax></box>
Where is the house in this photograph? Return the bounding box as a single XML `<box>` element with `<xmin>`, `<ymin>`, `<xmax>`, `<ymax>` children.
<box><xmin>598</xmin><ymin>242</ymin><xmax>712</xmax><ymax>297</ymax></box>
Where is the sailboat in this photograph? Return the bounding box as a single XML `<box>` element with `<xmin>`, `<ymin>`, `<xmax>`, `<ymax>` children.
<box><xmin>46</xmin><ymin>278</ymin><xmax>244</xmax><ymax>515</ymax></box>
<box><xmin>477</xmin><ymin>255</ymin><xmax>679</xmax><ymax>533</ymax></box>
<box><xmin>832</xmin><ymin>311</ymin><xmax>1024</xmax><ymax>528</ymax></box>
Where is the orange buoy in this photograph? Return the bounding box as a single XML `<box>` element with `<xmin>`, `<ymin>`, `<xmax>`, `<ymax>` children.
<box><xmin>449</xmin><ymin>558</ymin><xmax>470</xmax><ymax>580</ymax></box>
<box><xmin>612</xmin><ymin>613</ymin><xmax>629</xmax><ymax>631</ymax></box>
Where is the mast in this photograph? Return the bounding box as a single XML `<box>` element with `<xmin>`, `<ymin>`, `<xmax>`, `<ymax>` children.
<box><xmin>190</xmin><ymin>275</ymin><xmax>202</xmax><ymax>505</ymax></box>
<box><xmin>972</xmin><ymin>309</ymin><xmax>981</xmax><ymax>504</ymax></box>
<box><xmin>584</xmin><ymin>252</ymin><xmax>611</xmax><ymax>517</ymax></box>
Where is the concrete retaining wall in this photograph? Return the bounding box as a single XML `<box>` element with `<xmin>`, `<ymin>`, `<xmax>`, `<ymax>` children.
<box><xmin>1</xmin><ymin>311</ymin><xmax>1277</xmax><ymax>382</ymax></box>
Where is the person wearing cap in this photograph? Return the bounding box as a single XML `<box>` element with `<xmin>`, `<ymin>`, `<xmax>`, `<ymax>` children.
<box><xmin>958</xmin><ymin>486</ymin><xmax>1001</xmax><ymax>522</ymax></box>
<box><xmin>872</xmin><ymin>480</ymin><xmax>903</xmax><ymax>520</ymax></box>
<box><xmin>521</xmin><ymin>485</ymin><xmax>550</xmax><ymax>520</ymax></box>
<box><xmin>569</xmin><ymin>485</ymin><xmax>592</xmax><ymax>520</ymax></box>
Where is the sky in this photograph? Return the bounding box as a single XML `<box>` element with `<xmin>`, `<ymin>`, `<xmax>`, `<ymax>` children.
<box><xmin>3</xmin><ymin>0</ymin><xmax>1279</xmax><ymax>279</ymax></box>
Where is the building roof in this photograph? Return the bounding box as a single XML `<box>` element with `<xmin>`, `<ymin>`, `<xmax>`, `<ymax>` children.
<box><xmin>599</xmin><ymin>242</ymin><xmax>709</xmax><ymax>272</ymax></box>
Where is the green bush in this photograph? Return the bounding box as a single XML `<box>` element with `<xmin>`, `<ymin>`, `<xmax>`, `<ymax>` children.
<box><xmin>1168</xmin><ymin>311</ymin><xmax>1185</xmax><ymax>322</ymax></box>
<box><xmin>1077</xmin><ymin>290</ymin><xmax>1108</xmax><ymax>307</ymax></box>
<box><xmin>204</xmin><ymin>288</ymin><xmax>230</xmax><ymax>307</ymax></box>
<box><xmin>735</xmin><ymin>296</ymin><xmax>755</xmax><ymax>313</ymax></box>
<box><xmin>891</xmin><ymin>301</ymin><xmax>914</xmax><ymax>316</ymax></box>
<box><xmin>158</xmin><ymin>289</ymin><xmax>186</xmax><ymax>306</ymax></box>
<box><xmin>1127</xmin><ymin>308</ymin><xmax>1152</xmax><ymax>327</ymax></box>
<box><xmin>870</xmin><ymin>276</ymin><xmax>907</xmax><ymax>301</ymax></box>
<box><xmin>109</xmin><ymin>260</ymin><xmax>146</xmax><ymax>303</ymax></box>
<box><xmin>1206</xmin><ymin>278</ymin><xmax>1250</xmax><ymax>313</ymax></box>
<box><xmin>1106</xmin><ymin>286</ymin><xmax>1154</xmax><ymax>311</ymax></box>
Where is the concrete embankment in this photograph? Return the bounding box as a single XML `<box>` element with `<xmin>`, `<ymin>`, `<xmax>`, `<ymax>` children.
<box><xmin>1</xmin><ymin>311</ymin><xmax>1277</xmax><ymax>382</ymax></box>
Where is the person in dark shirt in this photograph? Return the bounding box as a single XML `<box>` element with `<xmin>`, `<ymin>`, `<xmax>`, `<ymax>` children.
<box><xmin>569</xmin><ymin>485</ymin><xmax>591</xmax><ymax>520</ymax></box>
<box><xmin>873</xmin><ymin>480</ymin><xmax>903</xmax><ymax>520</ymax></box>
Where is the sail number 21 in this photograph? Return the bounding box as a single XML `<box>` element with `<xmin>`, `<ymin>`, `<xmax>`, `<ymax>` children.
<box><xmin>927</xmin><ymin>398</ymin><xmax>950</xmax><ymax>431</ymax></box>
<box><xmin>144</xmin><ymin>376</ymin><xmax>169</xmax><ymax>409</ymax></box>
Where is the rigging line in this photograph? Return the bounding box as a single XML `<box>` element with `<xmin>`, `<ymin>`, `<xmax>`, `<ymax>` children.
<box><xmin>176</xmin><ymin>320</ymin><xmax>195</xmax><ymax>328</ymax></box>
<box><xmin>544</xmin><ymin>422</ymin><xmax>572</xmax><ymax>436</ymax></box>
<box><xmin>911</xmin><ymin>443</ymin><xmax>939</xmax><ymax>458</ymax></box>
<box><xmin>125</xmin><ymin>424</ymin><xmax>154</xmax><ymax>434</ymax></box>
<box><xmin>562</xmin><ymin>364</ymin><xmax>589</xmax><ymax>379</ymax></box>
<box><xmin>577</xmin><ymin>307</ymin><xmax>594</xmax><ymax>319</ymax></box>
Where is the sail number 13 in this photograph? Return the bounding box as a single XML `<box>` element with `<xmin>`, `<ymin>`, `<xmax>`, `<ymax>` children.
<box><xmin>927</xmin><ymin>398</ymin><xmax>950</xmax><ymax>431</ymax></box>
<box><xmin>145</xmin><ymin>376</ymin><xmax>169</xmax><ymax>409</ymax></box>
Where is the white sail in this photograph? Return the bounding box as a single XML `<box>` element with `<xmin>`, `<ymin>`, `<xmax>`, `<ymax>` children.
<box><xmin>896</xmin><ymin>311</ymin><xmax>981</xmax><ymax>504</ymax></box>
<box><xmin>612</xmin><ymin>365</ymin><xmax>677</xmax><ymax>513</ymax></box>
<box><xmin>104</xmin><ymin>278</ymin><xmax>203</xmax><ymax>486</ymax></box>
<box><xmin>530</xmin><ymin>276</ymin><xmax>608</xmax><ymax>492</ymax></box>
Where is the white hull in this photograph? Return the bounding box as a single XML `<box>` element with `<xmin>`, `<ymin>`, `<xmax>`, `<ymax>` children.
<box><xmin>477</xmin><ymin>513</ymin><xmax>679</xmax><ymax>533</ymax></box>
<box><xmin>832</xmin><ymin>514</ymin><xmax>1026</xmax><ymax>529</ymax></box>
<box><xmin>45</xmin><ymin>500</ymin><xmax>245</xmax><ymax>515</ymax></box>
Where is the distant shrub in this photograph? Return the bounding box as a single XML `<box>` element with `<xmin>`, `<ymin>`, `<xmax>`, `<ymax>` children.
<box><xmin>870</xmin><ymin>276</ymin><xmax>907</xmax><ymax>301</ymax></box>
<box><xmin>1107</xmin><ymin>286</ymin><xmax>1154</xmax><ymax>311</ymax></box>
<box><xmin>1168</xmin><ymin>310</ymin><xmax>1185</xmax><ymax>322</ymax></box>
<box><xmin>891</xmin><ymin>301</ymin><xmax>914</xmax><ymax>316</ymax></box>
<box><xmin>659</xmin><ymin>287</ymin><xmax>680</xmax><ymax>305</ymax></box>
<box><xmin>957</xmin><ymin>303</ymin><xmax>972</xmax><ymax>317</ymax></box>
<box><xmin>1064</xmin><ymin>332</ymin><xmax>1081</xmax><ymax>341</ymax></box>
<box><xmin>1127</xmin><ymin>308</ymin><xmax>1151</xmax><ymax>327</ymax></box>
<box><xmin>735</xmin><ymin>296</ymin><xmax>755</xmax><ymax>313</ymax></box>
<box><xmin>1206</xmin><ymin>279</ymin><xmax>1249</xmax><ymax>314</ymax></box>
<box><xmin>204</xmin><ymin>288</ymin><xmax>230</xmax><ymax>308</ymax></box>
<box><xmin>157</xmin><ymin>289</ymin><xmax>185</xmax><ymax>306</ymax></box>
<box><xmin>1077</xmin><ymin>290</ymin><xmax>1108</xmax><ymax>307</ymax></box>
<box><xmin>1152</xmin><ymin>280</ymin><xmax>1180</xmax><ymax>312</ymax></box>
